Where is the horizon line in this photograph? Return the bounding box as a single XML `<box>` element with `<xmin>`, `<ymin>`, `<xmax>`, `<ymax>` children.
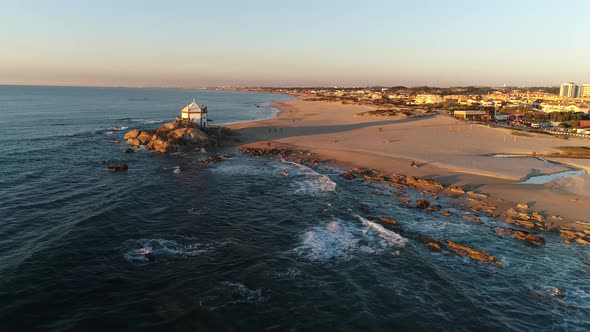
<box><xmin>0</xmin><ymin>83</ymin><xmax>561</xmax><ymax>90</ymax></box>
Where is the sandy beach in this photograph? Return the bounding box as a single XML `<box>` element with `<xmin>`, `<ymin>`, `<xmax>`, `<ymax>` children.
<box><xmin>229</xmin><ymin>96</ymin><xmax>590</xmax><ymax>229</ymax></box>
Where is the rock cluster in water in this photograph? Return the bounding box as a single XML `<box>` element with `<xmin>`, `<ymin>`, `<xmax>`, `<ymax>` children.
<box><xmin>495</xmin><ymin>226</ymin><xmax>545</xmax><ymax>245</ymax></box>
<box><xmin>124</xmin><ymin>120</ymin><xmax>209</xmax><ymax>153</ymax></box>
<box><xmin>106</xmin><ymin>163</ymin><xmax>128</xmax><ymax>172</ymax></box>
<box><xmin>239</xmin><ymin>147</ymin><xmax>590</xmax><ymax>251</ymax></box>
<box><xmin>123</xmin><ymin>119</ymin><xmax>234</xmax><ymax>153</ymax></box>
<box><xmin>239</xmin><ymin>146</ymin><xmax>321</xmax><ymax>166</ymax></box>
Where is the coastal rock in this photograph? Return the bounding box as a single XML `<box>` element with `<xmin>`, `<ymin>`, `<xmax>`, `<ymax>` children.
<box><xmin>531</xmin><ymin>212</ymin><xmax>544</xmax><ymax>222</ymax></box>
<box><xmin>201</xmin><ymin>155</ymin><xmax>224</xmax><ymax>164</ymax></box>
<box><xmin>148</xmin><ymin>139</ymin><xmax>178</xmax><ymax>153</ymax></box>
<box><xmin>447</xmin><ymin>185</ymin><xmax>465</xmax><ymax>194</ymax></box>
<box><xmin>415</xmin><ymin>199</ymin><xmax>430</xmax><ymax>209</ymax></box>
<box><xmin>156</xmin><ymin>122</ymin><xmax>181</xmax><ymax>133</ymax></box>
<box><xmin>427</xmin><ymin>204</ymin><xmax>442</xmax><ymax>212</ymax></box>
<box><xmin>377</xmin><ymin>217</ymin><xmax>398</xmax><ymax>225</ymax></box>
<box><xmin>167</xmin><ymin>127</ymin><xmax>208</xmax><ymax>144</ymax></box>
<box><xmin>419</xmin><ymin>237</ymin><xmax>501</xmax><ymax>266</ymax></box>
<box><xmin>495</xmin><ymin>227</ymin><xmax>545</xmax><ymax>245</ymax></box>
<box><xmin>124</xmin><ymin>129</ymin><xmax>140</xmax><ymax>140</ymax></box>
<box><xmin>505</xmin><ymin>217</ymin><xmax>536</xmax><ymax>229</ymax></box>
<box><xmin>106</xmin><ymin>164</ymin><xmax>128</xmax><ymax>172</ymax></box>
<box><xmin>462</xmin><ymin>214</ymin><xmax>484</xmax><ymax>224</ymax></box>
<box><xmin>124</xmin><ymin>119</ymin><xmax>230</xmax><ymax>154</ymax></box>
<box><xmin>406</xmin><ymin>177</ymin><xmax>444</xmax><ymax>191</ymax></box>
<box><xmin>444</xmin><ymin>240</ymin><xmax>499</xmax><ymax>264</ymax></box>
<box><xmin>531</xmin><ymin>286</ymin><xmax>566</xmax><ymax>301</ymax></box>
<box><xmin>123</xmin><ymin>148</ymin><xmax>135</xmax><ymax>153</ymax></box>
<box><xmin>139</xmin><ymin>248</ymin><xmax>156</xmax><ymax>262</ymax></box>
<box><xmin>426</xmin><ymin>242</ymin><xmax>442</xmax><ymax>252</ymax></box>
<box><xmin>441</xmin><ymin>210</ymin><xmax>453</xmax><ymax>217</ymax></box>
<box><xmin>137</xmin><ymin>131</ymin><xmax>153</xmax><ymax>145</ymax></box>
<box><xmin>339</xmin><ymin>171</ymin><xmax>356</xmax><ymax>180</ymax></box>
<box><xmin>127</xmin><ymin>138</ymin><xmax>142</xmax><ymax>146</ymax></box>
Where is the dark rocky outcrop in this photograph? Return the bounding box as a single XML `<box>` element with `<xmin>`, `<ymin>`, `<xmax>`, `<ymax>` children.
<box><xmin>419</xmin><ymin>237</ymin><xmax>502</xmax><ymax>266</ymax></box>
<box><xmin>462</xmin><ymin>214</ymin><xmax>484</xmax><ymax>224</ymax></box>
<box><xmin>426</xmin><ymin>242</ymin><xmax>442</xmax><ymax>252</ymax></box>
<box><xmin>416</xmin><ymin>199</ymin><xmax>430</xmax><ymax>209</ymax></box>
<box><xmin>340</xmin><ymin>170</ymin><xmax>355</xmax><ymax>180</ymax></box>
<box><xmin>444</xmin><ymin>240</ymin><xmax>501</xmax><ymax>265</ymax></box>
<box><xmin>559</xmin><ymin>229</ymin><xmax>590</xmax><ymax>245</ymax></box>
<box><xmin>377</xmin><ymin>217</ymin><xmax>399</xmax><ymax>225</ymax></box>
<box><xmin>106</xmin><ymin>164</ymin><xmax>128</xmax><ymax>172</ymax></box>
<box><xmin>495</xmin><ymin>227</ymin><xmax>545</xmax><ymax>245</ymax></box>
<box><xmin>406</xmin><ymin>176</ymin><xmax>444</xmax><ymax>191</ymax></box>
<box><xmin>124</xmin><ymin>119</ymin><xmax>233</xmax><ymax>153</ymax></box>
<box><xmin>201</xmin><ymin>155</ymin><xmax>224</xmax><ymax>164</ymax></box>
<box><xmin>139</xmin><ymin>249</ymin><xmax>156</xmax><ymax>262</ymax></box>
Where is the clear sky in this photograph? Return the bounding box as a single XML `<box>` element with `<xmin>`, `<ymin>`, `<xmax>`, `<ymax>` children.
<box><xmin>1</xmin><ymin>0</ymin><xmax>589</xmax><ymax>87</ymax></box>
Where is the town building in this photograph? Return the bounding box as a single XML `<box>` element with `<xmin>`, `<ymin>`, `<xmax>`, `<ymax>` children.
<box><xmin>180</xmin><ymin>99</ymin><xmax>208</xmax><ymax>127</ymax></box>
<box><xmin>453</xmin><ymin>110</ymin><xmax>487</xmax><ymax>120</ymax></box>
<box><xmin>580</xmin><ymin>84</ymin><xmax>590</xmax><ymax>98</ymax></box>
<box><xmin>559</xmin><ymin>82</ymin><xmax>580</xmax><ymax>98</ymax></box>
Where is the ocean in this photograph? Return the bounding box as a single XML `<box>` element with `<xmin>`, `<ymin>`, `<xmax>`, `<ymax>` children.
<box><xmin>0</xmin><ymin>85</ymin><xmax>589</xmax><ymax>331</ymax></box>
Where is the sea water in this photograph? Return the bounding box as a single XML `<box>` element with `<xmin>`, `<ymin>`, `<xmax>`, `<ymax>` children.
<box><xmin>0</xmin><ymin>86</ymin><xmax>589</xmax><ymax>331</ymax></box>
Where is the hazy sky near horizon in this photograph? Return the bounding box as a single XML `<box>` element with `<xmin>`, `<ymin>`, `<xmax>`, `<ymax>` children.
<box><xmin>1</xmin><ymin>0</ymin><xmax>589</xmax><ymax>87</ymax></box>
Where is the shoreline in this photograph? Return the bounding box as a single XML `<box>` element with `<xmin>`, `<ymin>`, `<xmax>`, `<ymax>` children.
<box><xmin>227</xmin><ymin>96</ymin><xmax>590</xmax><ymax>232</ymax></box>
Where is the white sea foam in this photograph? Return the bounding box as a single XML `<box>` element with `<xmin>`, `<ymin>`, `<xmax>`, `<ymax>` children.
<box><xmin>187</xmin><ymin>207</ymin><xmax>206</xmax><ymax>215</ymax></box>
<box><xmin>268</xmin><ymin>268</ymin><xmax>302</xmax><ymax>280</ymax></box>
<box><xmin>281</xmin><ymin>160</ymin><xmax>336</xmax><ymax>195</ymax></box>
<box><xmin>136</xmin><ymin>119</ymin><xmax>164</xmax><ymax>124</ymax></box>
<box><xmin>354</xmin><ymin>215</ymin><xmax>407</xmax><ymax>247</ymax></box>
<box><xmin>292</xmin><ymin>216</ymin><xmax>405</xmax><ymax>263</ymax></box>
<box><xmin>172</xmin><ymin>166</ymin><xmax>181</xmax><ymax>174</ymax></box>
<box><xmin>122</xmin><ymin>238</ymin><xmax>223</xmax><ymax>263</ymax></box>
<box><xmin>199</xmin><ymin>282</ymin><xmax>267</xmax><ymax>309</ymax></box>
<box><xmin>220</xmin><ymin>282</ymin><xmax>267</xmax><ymax>304</ymax></box>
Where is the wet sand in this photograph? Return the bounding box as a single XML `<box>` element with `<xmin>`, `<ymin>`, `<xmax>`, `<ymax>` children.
<box><xmin>228</xmin><ymin>97</ymin><xmax>590</xmax><ymax>229</ymax></box>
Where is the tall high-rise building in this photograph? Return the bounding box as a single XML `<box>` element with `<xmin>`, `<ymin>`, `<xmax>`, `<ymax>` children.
<box><xmin>580</xmin><ymin>84</ymin><xmax>590</xmax><ymax>98</ymax></box>
<box><xmin>560</xmin><ymin>82</ymin><xmax>580</xmax><ymax>98</ymax></box>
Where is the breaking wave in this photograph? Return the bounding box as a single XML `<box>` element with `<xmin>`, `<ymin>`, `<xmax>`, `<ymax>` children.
<box><xmin>121</xmin><ymin>238</ymin><xmax>228</xmax><ymax>263</ymax></box>
<box><xmin>354</xmin><ymin>215</ymin><xmax>407</xmax><ymax>248</ymax></box>
<box><xmin>281</xmin><ymin>160</ymin><xmax>336</xmax><ymax>195</ymax></box>
<box><xmin>292</xmin><ymin>216</ymin><xmax>405</xmax><ymax>263</ymax></box>
<box><xmin>199</xmin><ymin>282</ymin><xmax>267</xmax><ymax>309</ymax></box>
